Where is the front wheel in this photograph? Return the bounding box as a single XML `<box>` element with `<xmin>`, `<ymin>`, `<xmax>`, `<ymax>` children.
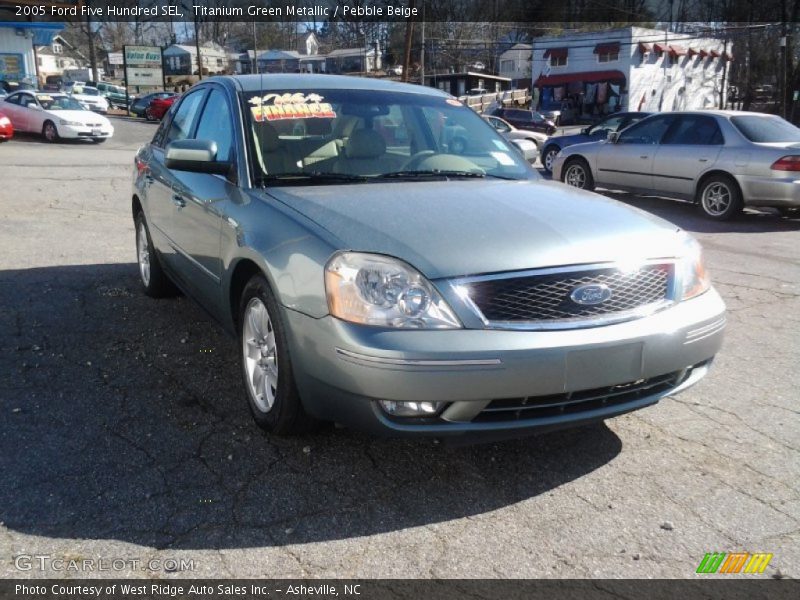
<box><xmin>145</xmin><ymin>107</ymin><xmax>156</xmax><ymax>122</ymax></box>
<box><xmin>697</xmin><ymin>175</ymin><xmax>743</xmax><ymax>220</ymax></box>
<box><xmin>542</xmin><ymin>146</ymin><xmax>560</xmax><ymax>174</ymax></box>
<box><xmin>42</xmin><ymin>121</ymin><xmax>59</xmax><ymax>143</ymax></box>
<box><xmin>239</xmin><ymin>275</ymin><xmax>319</xmax><ymax>435</ymax></box>
<box><xmin>562</xmin><ymin>158</ymin><xmax>594</xmax><ymax>191</ymax></box>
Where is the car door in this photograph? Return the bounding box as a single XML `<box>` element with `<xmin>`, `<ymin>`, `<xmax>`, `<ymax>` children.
<box><xmin>595</xmin><ymin>114</ymin><xmax>674</xmax><ymax>191</ymax></box>
<box><xmin>166</xmin><ymin>86</ymin><xmax>235</xmax><ymax>313</ymax></box>
<box><xmin>145</xmin><ymin>88</ymin><xmax>208</xmax><ymax>273</ymax></box>
<box><xmin>652</xmin><ymin>115</ymin><xmax>725</xmax><ymax>197</ymax></box>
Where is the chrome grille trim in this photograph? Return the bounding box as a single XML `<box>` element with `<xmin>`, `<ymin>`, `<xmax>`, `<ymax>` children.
<box><xmin>449</xmin><ymin>260</ymin><xmax>678</xmax><ymax>331</ymax></box>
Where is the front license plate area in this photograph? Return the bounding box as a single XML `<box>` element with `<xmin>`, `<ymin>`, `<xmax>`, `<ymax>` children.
<box><xmin>565</xmin><ymin>342</ymin><xmax>644</xmax><ymax>392</ymax></box>
<box><xmin>91</xmin><ymin>129</ymin><xmax>101</xmax><ymax>136</ymax></box>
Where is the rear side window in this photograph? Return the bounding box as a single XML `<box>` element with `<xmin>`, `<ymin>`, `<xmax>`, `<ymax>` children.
<box><xmin>164</xmin><ymin>90</ymin><xmax>205</xmax><ymax>145</ymax></box>
<box><xmin>663</xmin><ymin>116</ymin><xmax>724</xmax><ymax>145</ymax></box>
<box><xmin>194</xmin><ymin>89</ymin><xmax>234</xmax><ymax>162</ymax></box>
<box><xmin>730</xmin><ymin>115</ymin><xmax>800</xmax><ymax>143</ymax></box>
<box><xmin>4</xmin><ymin>93</ymin><xmax>21</xmax><ymax>105</ymax></box>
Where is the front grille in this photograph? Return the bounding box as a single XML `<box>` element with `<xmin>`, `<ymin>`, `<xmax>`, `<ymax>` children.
<box><xmin>473</xmin><ymin>371</ymin><xmax>683</xmax><ymax>423</ymax></box>
<box><xmin>466</xmin><ymin>264</ymin><xmax>672</xmax><ymax>323</ymax></box>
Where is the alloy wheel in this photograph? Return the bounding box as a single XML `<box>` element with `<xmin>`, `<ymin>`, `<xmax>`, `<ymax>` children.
<box><xmin>565</xmin><ymin>164</ymin><xmax>587</xmax><ymax>188</ymax></box>
<box><xmin>44</xmin><ymin>123</ymin><xmax>56</xmax><ymax>142</ymax></box>
<box><xmin>544</xmin><ymin>149</ymin><xmax>558</xmax><ymax>172</ymax></box>
<box><xmin>136</xmin><ymin>221</ymin><xmax>150</xmax><ymax>286</ymax></box>
<box><xmin>702</xmin><ymin>182</ymin><xmax>732</xmax><ymax>217</ymax></box>
<box><xmin>242</xmin><ymin>298</ymin><xmax>279</xmax><ymax>413</ymax></box>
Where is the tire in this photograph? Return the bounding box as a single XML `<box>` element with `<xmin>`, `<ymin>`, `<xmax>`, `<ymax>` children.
<box><xmin>542</xmin><ymin>145</ymin><xmax>560</xmax><ymax>174</ymax></box>
<box><xmin>93</xmin><ymin>138</ymin><xmax>107</xmax><ymax>144</ymax></box>
<box><xmin>145</xmin><ymin>107</ymin><xmax>156</xmax><ymax>122</ymax></box>
<box><xmin>134</xmin><ymin>211</ymin><xmax>177</xmax><ymax>298</ymax></box>
<box><xmin>239</xmin><ymin>274</ymin><xmax>319</xmax><ymax>435</ymax></box>
<box><xmin>697</xmin><ymin>174</ymin><xmax>743</xmax><ymax>220</ymax></box>
<box><xmin>562</xmin><ymin>157</ymin><xmax>595</xmax><ymax>191</ymax></box>
<box><xmin>42</xmin><ymin>121</ymin><xmax>59</xmax><ymax>143</ymax></box>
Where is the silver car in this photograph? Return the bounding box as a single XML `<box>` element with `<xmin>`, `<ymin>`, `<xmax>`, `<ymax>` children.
<box><xmin>553</xmin><ymin>110</ymin><xmax>800</xmax><ymax>220</ymax></box>
<box><xmin>132</xmin><ymin>75</ymin><xmax>725</xmax><ymax>438</ymax></box>
<box><xmin>483</xmin><ymin>115</ymin><xmax>546</xmax><ymax>163</ymax></box>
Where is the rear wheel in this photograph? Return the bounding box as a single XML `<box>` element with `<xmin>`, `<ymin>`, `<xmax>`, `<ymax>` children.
<box><xmin>239</xmin><ymin>275</ymin><xmax>319</xmax><ymax>435</ymax></box>
<box><xmin>697</xmin><ymin>175</ymin><xmax>743</xmax><ymax>220</ymax></box>
<box><xmin>135</xmin><ymin>211</ymin><xmax>177</xmax><ymax>298</ymax></box>
<box><xmin>562</xmin><ymin>158</ymin><xmax>594</xmax><ymax>191</ymax></box>
<box><xmin>542</xmin><ymin>145</ymin><xmax>560</xmax><ymax>174</ymax></box>
<box><xmin>42</xmin><ymin>121</ymin><xmax>59</xmax><ymax>143</ymax></box>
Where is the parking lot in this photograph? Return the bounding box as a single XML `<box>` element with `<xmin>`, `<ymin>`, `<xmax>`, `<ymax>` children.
<box><xmin>0</xmin><ymin>117</ymin><xmax>798</xmax><ymax>579</ymax></box>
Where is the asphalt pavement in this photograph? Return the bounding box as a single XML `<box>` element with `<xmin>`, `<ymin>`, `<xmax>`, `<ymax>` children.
<box><xmin>0</xmin><ymin>117</ymin><xmax>797</xmax><ymax>579</ymax></box>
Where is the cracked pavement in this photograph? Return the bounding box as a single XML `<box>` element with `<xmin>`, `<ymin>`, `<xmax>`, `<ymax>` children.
<box><xmin>0</xmin><ymin>118</ymin><xmax>797</xmax><ymax>579</ymax></box>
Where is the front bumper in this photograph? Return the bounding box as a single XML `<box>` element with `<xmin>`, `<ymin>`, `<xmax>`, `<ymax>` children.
<box><xmin>59</xmin><ymin>124</ymin><xmax>114</xmax><ymax>139</ymax></box>
<box><xmin>736</xmin><ymin>174</ymin><xmax>800</xmax><ymax>208</ymax></box>
<box><xmin>285</xmin><ymin>288</ymin><xmax>726</xmax><ymax>438</ymax></box>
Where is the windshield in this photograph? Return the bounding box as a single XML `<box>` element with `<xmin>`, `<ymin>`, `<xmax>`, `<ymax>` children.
<box><xmin>730</xmin><ymin>115</ymin><xmax>800</xmax><ymax>143</ymax></box>
<box><xmin>39</xmin><ymin>95</ymin><xmax>85</xmax><ymax>111</ymax></box>
<box><xmin>243</xmin><ymin>89</ymin><xmax>538</xmax><ymax>185</ymax></box>
<box><xmin>79</xmin><ymin>87</ymin><xmax>99</xmax><ymax>96</ymax></box>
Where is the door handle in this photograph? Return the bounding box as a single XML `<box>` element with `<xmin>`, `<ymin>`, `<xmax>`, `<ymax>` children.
<box><xmin>640</xmin><ymin>155</ymin><xmax>649</xmax><ymax>159</ymax></box>
<box><xmin>172</xmin><ymin>194</ymin><xmax>186</xmax><ymax>208</ymax></box>
<box><xmin>699</xmin><ymin>158</ymin><xmax>708</xmax><ymax>162</ymax></box>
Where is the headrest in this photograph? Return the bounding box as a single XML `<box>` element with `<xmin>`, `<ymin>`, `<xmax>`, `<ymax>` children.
<box><xmin>258</xmin><ymin>123</ymin><xmax>281</xmax><ymax>152</ymax></box>
<box><xmin>345</xmin><ymin>129</ymin><xmax>386</xmax><ymax>159</ymax></box>
<box><xmin>306</xmin><ymin>118</ymin><xmax>333</xmax><ymax>136</ymax></box>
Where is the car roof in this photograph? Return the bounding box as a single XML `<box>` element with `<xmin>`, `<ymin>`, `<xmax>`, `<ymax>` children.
<box><xmin>207</xmin><ymin>74</ymin><xmax>450</xmax><ymax>98</ymax></box>
<box><xmin>659</xmin><ymin>110</ymin><xmax>778</xmax><ymax>118</ymax></box>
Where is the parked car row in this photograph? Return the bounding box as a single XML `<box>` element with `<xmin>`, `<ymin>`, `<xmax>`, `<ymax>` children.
<box><xmin>551</xmin><ymin>110</ymin><xmax>800</xmax><ymax>220</ymax></box>
<box><xmin>129</xmin><ymin>92</ymin><xmax>179</xmax><ymax>120</ymax></box>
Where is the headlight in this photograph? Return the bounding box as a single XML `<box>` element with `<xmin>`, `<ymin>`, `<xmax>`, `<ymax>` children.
<box><xmin>679</xmin><ymin>235</ymin><xmax>710</xmax><ymax>300</ymax></box>
<box><xmin>59</xmin><ymin>119</ymin><xmax>82</xmax><ymax>126</ymax></box>
<box><xmin>325</xmin><ymin>252</ymin><xmax>462</xmax><ymax>329</ymax></box>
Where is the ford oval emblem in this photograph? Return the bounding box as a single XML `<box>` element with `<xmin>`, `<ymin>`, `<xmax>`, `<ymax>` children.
<box><xmin>570</xmin><ymin>283</ymin><xmax>612</xmax><ymax>306</ymax></box>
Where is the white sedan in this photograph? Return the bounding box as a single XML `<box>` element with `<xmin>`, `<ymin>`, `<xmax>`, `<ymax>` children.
<box><xmin>0</xmin><ymin>91</ymin><xmax>114</xmax><ymax>143</ymax></box>
<box><xmin>67</xmin><ymin>85</ymin><xmax>109</xmax><ymax>114</ymax></box>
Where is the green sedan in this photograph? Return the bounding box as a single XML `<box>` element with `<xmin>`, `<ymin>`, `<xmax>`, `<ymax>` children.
<box><xmin>132</xmin><ymin>75</ymin><xmax>725</xmax><ymax>438</ymax></box>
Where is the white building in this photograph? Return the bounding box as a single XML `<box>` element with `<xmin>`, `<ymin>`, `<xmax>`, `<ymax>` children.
<box><xmin>0</xmin><ymin>22</ymin><xmax>63</xmax><ymax>86</ymax></box>
<box><xmin>163</xmin><ymin>42</ymin><xmax>229</xmax><ymax>77</ymax></box>
<box><xmin>498</xmin><ymin>43</ymin><xmax>532</xmax><ymax>88</ymax></box>
<box><xmin>530</xmin><ymin>27</ymin><xmax>732</xmax><ymax>121</ymax></box>
<box><xmin>35</xmin><ymin>35</ymin><xmax>84</xmax><ymax>80</ymax></box>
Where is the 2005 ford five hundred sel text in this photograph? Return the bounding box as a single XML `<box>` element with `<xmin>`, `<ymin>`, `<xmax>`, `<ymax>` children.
<box><xmin>131</xmin><ymin>75</ymin><xmax>726</xmax><ymax>438</ymax></box>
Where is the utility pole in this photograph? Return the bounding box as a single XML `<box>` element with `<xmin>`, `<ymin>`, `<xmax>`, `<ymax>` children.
<box><xmin>252</xmin><ymin>21</ymin><xmax>258</xmax><ymax>74</ymax></box>
<box><xmin>420</xmin><ymin>1</ymin><xmax>425</xmax><ymax>84</ymax></box>
<box><xmin>401</xmin><ymin>0</ymin><xmax>415</xmax><ymax>82</ymax></box>
<box><xmin>780</xmin><ymin>2</ymin><xmax>788</xmax><ymax>118</ymax></box>
<box><xmin>85</xmin><ymin>0</ymin><xmax>99</xmax><ymax>82</ymax></box>
<box><xmin>194</xmin><ymin>14</ymin><xmax>202</xmax><ymax>80</ymax></box>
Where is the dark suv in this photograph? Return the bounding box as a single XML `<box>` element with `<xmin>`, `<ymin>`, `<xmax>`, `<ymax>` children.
<box><xmin>489</xmin><ymin>108</ymin><xmax>557</xmax><ymax>135</ymax></box>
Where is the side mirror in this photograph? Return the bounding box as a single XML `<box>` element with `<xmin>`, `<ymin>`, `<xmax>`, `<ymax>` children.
<box><xmin>607</xmin><ymin>131</ymin><xmax>619</xmax><ymax>143</ymax></box>
<box><xmin>165</xmin><ymin>139</ymin><xmax>231</xmax><ymax>175</ymax></box>
<box><xmin>581</xmin><ymin>127</ymin><xmax>590</xmax><ymax>135</ymax></box>
<box><xmin>30</xmin><ymin>104</ymin><xmax>43</xmax><ymax>110</ymax></box>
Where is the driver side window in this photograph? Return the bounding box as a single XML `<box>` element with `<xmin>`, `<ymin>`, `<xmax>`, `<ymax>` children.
<box><xmin>617</xmin><ymin>116</ymin><xmax>673</xmax><ymax>145</ymax></box>
<box><xmin>164</xmin><ymin>90</ymin><xmax>205</xmax><ymax>146</ymax></box>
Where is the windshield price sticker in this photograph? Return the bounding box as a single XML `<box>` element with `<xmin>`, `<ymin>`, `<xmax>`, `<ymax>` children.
<box><xmin>249</xmin><ymin>92</ymin><xmax>336</xmax><ymax>122</ymax></box>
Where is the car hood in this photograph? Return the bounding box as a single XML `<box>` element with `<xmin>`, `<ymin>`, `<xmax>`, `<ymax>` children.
<box><xmin>47</xmin><ymin>110</ymin><xmax>110</xmax><ymax>125</ymax></box>
<box><xmin>265</xmin><ymin>180</ymin><xmax>682</xmax><ymax>280</ymax></box>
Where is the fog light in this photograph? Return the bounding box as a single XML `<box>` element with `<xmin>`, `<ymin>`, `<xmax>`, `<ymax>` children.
<box><xmin>379</xmin><ymin>400</ymin><xmax>443</xmax><ymax>417</ymax></box>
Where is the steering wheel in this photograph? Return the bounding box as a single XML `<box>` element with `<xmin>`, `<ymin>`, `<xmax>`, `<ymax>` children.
<box><xmin>400</xmin><ymin>150</ymin><xmax>436</xmax><ymax>171</ymax></box>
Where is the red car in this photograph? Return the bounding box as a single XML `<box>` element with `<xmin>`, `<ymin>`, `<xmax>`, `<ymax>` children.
<box><xmin>0</xmin><ymin>111</ymin><xmax>13</xmax><ymax>142</ymax></box>
<box><xmin>145</xmin><ymin>95</ymin><xmax>178</xmax><ymax>121</ymax></box>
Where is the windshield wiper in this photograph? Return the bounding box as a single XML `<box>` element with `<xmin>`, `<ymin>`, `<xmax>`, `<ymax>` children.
<box><xmin>374</xmin><ymin>170</ymin><xmax>517</xmax><ymax>181</ymax></box>
<box><xmin>256</xmin><ymin>172</ymin><xmax>369</xmax><ymax>186</ymax></box>
<box><xmin>375</xmin><ymin>170</ymin><xmax>485</xmax><ymax>180</ymax></box>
